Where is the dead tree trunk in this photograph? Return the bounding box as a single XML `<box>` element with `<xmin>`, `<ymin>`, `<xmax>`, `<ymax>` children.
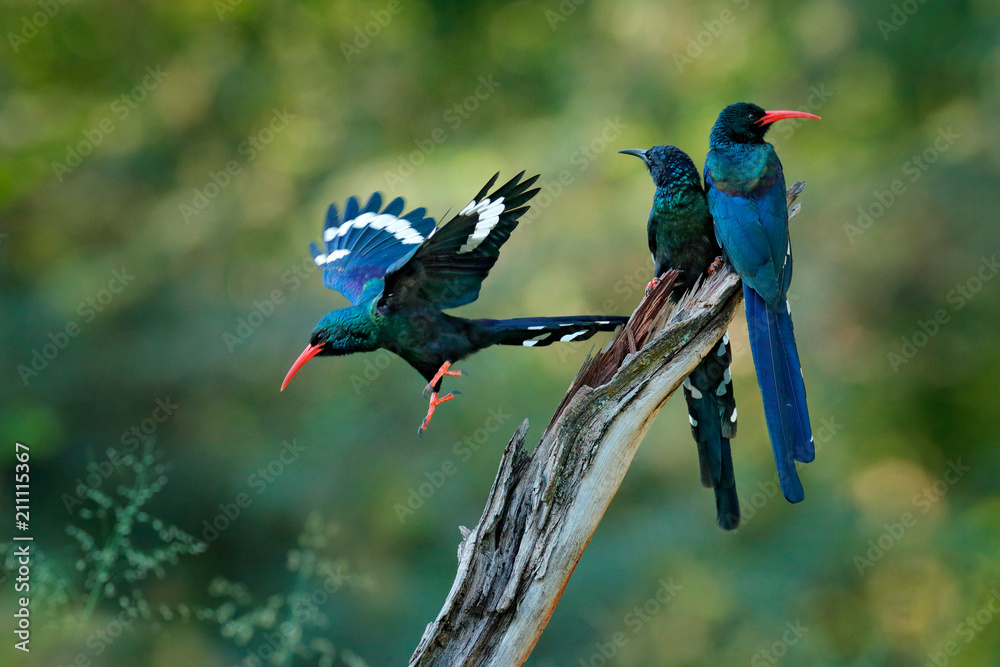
<box><xmin>409</xmin><ymin>184</ymin><xmax>805</xmax><ymax>667</ymax></box>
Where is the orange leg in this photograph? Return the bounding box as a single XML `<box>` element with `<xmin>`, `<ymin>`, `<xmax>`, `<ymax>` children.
<box><xmin>423</xmin><ymin>360</ymin><xmax>463</xmax><ymax>395</ymax></box>
<box><xmin>418</xmin><ymin>391</ymin><xmax>457</xmax><ymax>434</ymax></box>
<box><xmin>707</xmin><ymin>257</ymin><xmax>724</xmax><ymax>275</ymax></box>
<box><xmin>645</xmin><ymin>277</ymin><xmax>661</xmax><ymax>295</ymax></box>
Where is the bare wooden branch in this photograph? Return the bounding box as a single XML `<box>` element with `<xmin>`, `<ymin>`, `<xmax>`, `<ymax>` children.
<box><xmin>409</xmin><ymin>184</ymin><xmax>806</xmax><ymax>667</ymax></box>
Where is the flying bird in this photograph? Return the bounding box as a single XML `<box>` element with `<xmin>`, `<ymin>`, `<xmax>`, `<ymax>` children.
<box><xmin>281</xmin><ymin>172</ymin><xmax>628</xmax><ymax>433</ymax></box>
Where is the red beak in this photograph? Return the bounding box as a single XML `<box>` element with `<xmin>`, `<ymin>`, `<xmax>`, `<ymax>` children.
<box><xmin>280</xmin><ymin>343</ymin><xmax>323</xmax><ymax>391</ymax></box>
<box><xmin>757</xmin><ymin>109</ymin><xmax>821</xmax><ymax>126</ymax></box>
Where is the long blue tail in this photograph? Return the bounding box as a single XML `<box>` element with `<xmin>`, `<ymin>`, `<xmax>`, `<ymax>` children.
<box><xmin>683</xmin><ymin>338</ymin><xmax>740</xmax><ymax>530</ymax></box>
<box><xmin>744</xmin><ymin>284</ymin><xmax>813</xmax><ymax>503</ymax></box>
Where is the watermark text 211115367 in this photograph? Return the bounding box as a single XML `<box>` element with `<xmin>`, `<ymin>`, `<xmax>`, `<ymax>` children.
<box><xmin>13</xmin><ymin>442</ymin><xmax>32</xmax><ymax>653</ymax></box>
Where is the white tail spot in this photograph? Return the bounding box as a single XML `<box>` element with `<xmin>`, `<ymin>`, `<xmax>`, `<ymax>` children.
<box><xmin>559</xmin><ymin>330</ymin><xmax>587</xmax><ymax>342</ymax></box>
<box><xmin>683</xmin><ymin>377</ymin><xmax>703</xmax><ymax>399</ymax></box>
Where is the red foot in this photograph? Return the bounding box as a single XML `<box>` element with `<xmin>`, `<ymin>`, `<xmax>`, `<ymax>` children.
<box><xmin>418</xmin><ymin>391</ymin><xmax>457</xmax><ymax>434</ymax></box>
<box><xmin>645</xmin><ymin>277</ymin><xmax>661</xmax><ymax>296</ymax></box>
<box><xmin>707</xmin><ymin>257</ymin><xmax>724</xmax><ymax>275</ymax></box>
<box><xmin>423</xmin><ymin>361</ymin><xmax>463</xmax><ymax>395</ymax></box>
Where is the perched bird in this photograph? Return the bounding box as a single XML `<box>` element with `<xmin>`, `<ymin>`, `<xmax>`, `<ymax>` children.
<box><xmin>620</xmin><ymin>145</ymin><xmax>740</xmax><ymax>530</ymax></box>
<box><xmin>704</xmin><ymin>102</ymin><xmax>820</xmax><ymax>502</ymax></box>
<box><xmin>281</xmin><ymin>172</ymin><xmax>628</xmax><ymax>433</ymax></box>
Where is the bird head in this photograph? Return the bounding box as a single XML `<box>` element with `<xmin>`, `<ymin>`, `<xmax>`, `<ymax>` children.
<box><xmin>279</xmin><ymin>311</ymin><xmax>343</xmax><ymax>391</ymax></box>
<box><xmin>619</xmin><ymin>145</ymin><xmax>701</xmax><ymax>191</ymax></box>
<box><xmin>710</xmin><ymin>102</ymin><xmax>820</xmax><ymax>145</ymax></box>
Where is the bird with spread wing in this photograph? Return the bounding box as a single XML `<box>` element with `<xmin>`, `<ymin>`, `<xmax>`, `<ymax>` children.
<box><xmin>280</xmin><ymin>172</ymin><xmax>628</xmax><ymax>433</ymax></box>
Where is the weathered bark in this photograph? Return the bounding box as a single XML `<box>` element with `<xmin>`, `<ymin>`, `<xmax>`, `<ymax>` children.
<box><xmin>410</xmin><ymin>184</ymin><xmax>805</xmax><ymax>667</ymax></box>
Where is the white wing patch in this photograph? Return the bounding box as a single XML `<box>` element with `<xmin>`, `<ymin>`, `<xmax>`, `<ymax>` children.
<box><xmin>458</xmin><ymin>197</ymin><xmax>506</xmax><ymax>254</ymax></box>
<box><xmin>313</xmin><ymin>248</ymin><xmax>352</xmax><ymax>266</ymax></box>
<box><xmin>324</xmin><ymin>212</ymin><xmax>424</xmax><ymax>246</ymax></box>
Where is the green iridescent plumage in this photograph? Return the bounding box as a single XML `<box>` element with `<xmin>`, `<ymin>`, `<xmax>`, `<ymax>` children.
<box><xmin>283</xmin><ymin>172</ymin><xmax>628</xmax><ymax>432</ymax></box>
<box><xmin>621</xmin><ymin>145</ymin><xmax>740</xmax><ymax>530</ymax></box>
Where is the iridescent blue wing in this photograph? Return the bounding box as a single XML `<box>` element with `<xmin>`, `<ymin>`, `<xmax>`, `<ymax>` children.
<box><xmin>705</xmin><ymin>156</ymin><xmax>789</xmax><ymax>310</ymax></box>
<box><xmin>309</xmin><ymin>193</ymin><xmax>437</xmax><ymax>304</ymax></box>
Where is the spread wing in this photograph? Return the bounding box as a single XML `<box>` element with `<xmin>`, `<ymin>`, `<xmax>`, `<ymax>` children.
<box><xmin>309</xmin><ymin>192</ymin><xmax>437</xmax><ymax>304</ymax></box>
<box><xmin>378</xmin><ymin>171</ymin><xmax>540</xmax><ymax>310</ymax></box>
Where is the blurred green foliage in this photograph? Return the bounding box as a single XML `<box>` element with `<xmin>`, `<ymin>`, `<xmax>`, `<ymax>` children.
<box><xmin>2</xmin><ymin>0</ymin><xmax>1000</xmax><ymax>664</ymax></box>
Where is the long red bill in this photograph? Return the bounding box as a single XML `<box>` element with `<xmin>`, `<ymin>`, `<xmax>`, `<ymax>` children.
<box><xmin>757</xmin><ymin>110</ymin><xmax>821</xmax><ymax>126</ymax></box>
<box><xmin>280</xmin><ymin>343</ymin><xmax>323</xmax><ymax>391</ymax></box>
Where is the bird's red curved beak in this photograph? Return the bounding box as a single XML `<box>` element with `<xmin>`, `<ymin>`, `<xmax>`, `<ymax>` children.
<box><xmin>757</xmin><ymin>110</ymin><xmax>821</xmax><ymax>126</ymax></box>
<box><xmin>280</xmin><ymin>343</ymin><xmax>323</xmax><ymax>391</ymax></box>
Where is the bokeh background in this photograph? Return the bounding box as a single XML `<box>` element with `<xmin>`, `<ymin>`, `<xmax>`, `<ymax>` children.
<box><xmin>2</xmin><ymin>0</ymin><xmax>1000</xmax><ymax>665</ymax></box>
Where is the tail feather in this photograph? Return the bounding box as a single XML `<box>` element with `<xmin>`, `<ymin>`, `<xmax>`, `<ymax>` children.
<box><xmin>776</xmin><ymin>306</ymin><xmax>814</xmax><ymax>463</ymax></box>
<box><xmin>714</xmin><ymin>331</ymin><xmax>738</xmax><ymax>439</ymax></box>
<box><xmin>744</xmin><ymin>284</ymin><xmax>812</xmax><ymax>503</ymax></box>
<box><xmin>685</xmin><ymin>347</ymin><xmax>741</xmax><ymax>530</ymax></box>
<box><xmin>715</xmin><ymin>439</ymin><xmax>740</xmax><ymax>530</ymax></box>
<box><xmin>482</xmin><ymin>316</ymin><xmax>628</xmax><ymax>347</ymax></box>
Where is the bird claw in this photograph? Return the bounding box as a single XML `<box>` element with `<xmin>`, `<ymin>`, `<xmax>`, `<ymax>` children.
<box><xmin>645</xmin><ymin>277</ymin><xmax>660</xmax><ymax>296</ymax></box>
<box><xmin>417</xmin><ymin>391</ymin><xmax>458</xmax><ymax>435</ymax></box>
<box><xmin>707</xmin><ymin>257</ymin><xmax>724</xmax><ymax>275</ymax></box>
<box><xmin>423</xmin><ymin>361</ymin><xmax>463</xmax><ymax>395</ymax></box>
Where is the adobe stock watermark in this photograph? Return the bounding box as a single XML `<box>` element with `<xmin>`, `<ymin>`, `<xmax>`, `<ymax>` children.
<box><xmin>739</xmin><ymin>416</ymin><xmax>843</xmax><ymax>524</ymax></box>
<box><xmin>213</xmin><ymin>0</ymin><xmax>244</xmax><ymax>20</ymax></box>
<box><xmin>223</xmin><ymin>256</ymin><xmax>318</xmax><ymax>353</ymax></box>
<box><xmin>7</xmin><ymin>0</ymin><xmax>75</xmax><ymax>54</ymax></box>
<box><xmin>199</xmin><ymin>439</ymin><xmax>306</xmax><ymax>546</ymax></box>
<box><xmin>518</xmin><ymin>116</ymin><xmax>628</xmax><ymax>231</ymax></box>
<box><xmin>844</xmin><ymin>126</ymin><xmax>960</xmax><ymax>243</ymax></box>
<box><xmin>61</xmin><ymin>398</ymin><xmax>181</xmax><ymax>514</ymax></box>
<box><xmin>578</xmin><ymin>578</ymin><xmax>682</xmax><ymax>667</ymax></box>
<box><xmin>17</xmin><ymin>268</ymin><xmax>135</xmax><ymax>386</ymax></box>
<box><xmin>383</xmin><ymin>75</ymin><xmax>502</xmax><ymax>190</ymax></box>
<box><xmin>545</xmin><ymin>0</ymin><xmax>588</xmax><ymax>30</ymax></box>
<box><xmin>50</xmin><ymin>66</ymin><xmax>168</xmax><ymax>181</ymax></box>
<box><xmin>672</xmin><ymin>0</ymin><xmax>752</xmax><ymax>73</ymax></box>
<box><xmin>394</xmin><ymin>408</ymin><xmax>513</xmax><ymax>523</ymax></box>
<box><xmin>770</xmin><ymin>85</ymin><xmax>834</xmax><ymax>144</ymax></box>
<box><xmin>854</xmin><ymin>459</ymin><xmax>969</xmax><ymax>576</ymax></box>
<box><xmin>339</xmin><ymin>0</ymin><xmax>403</xmax><ymax>62</ymax></box>
<box><xmin>924</xmin><ymin>590</ymin><xmax>1000</xmax><ymax>667</ymax></box>
<box><xmin>552</xmin><ymin>262</ymin><xmax>649</xmax><ymax>365</ymax></box>
<box><xmin>180</xmin><ymin>107</ymin><xmax>295</xmax><ymax>223</ymax></box>
<box><xmin>877</xmin><ymin>0</ymin><xmax>930</xmax><ymax>40</ymax></box>
<box><xmin>58</xmin><ymin>600</ymin><xmax>146</xmax><ymax>665</ymax></box>
<box><xmin>233</xmin><ymin>564</ymin><xmax>360</xmax><ymax>667</ymax></box>
<box><xmin>751</xmin><ymin>620</ymin><xmax>809</xmax><ymax>666</ymax></box>
<box><xmin>887</xmin><ymin>255</ymin><xmax>998</xmax><ymax>372</ymax></box>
